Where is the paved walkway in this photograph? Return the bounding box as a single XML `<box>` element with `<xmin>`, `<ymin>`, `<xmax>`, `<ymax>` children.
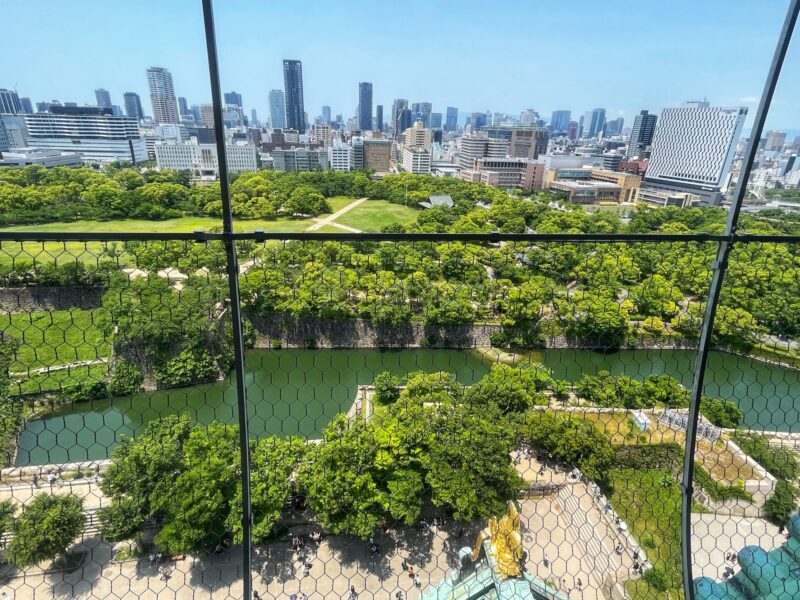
<box><xmin>305</xmin><ymin>198</ymin><xmax>367</xmax><ymax>232</ymax></box>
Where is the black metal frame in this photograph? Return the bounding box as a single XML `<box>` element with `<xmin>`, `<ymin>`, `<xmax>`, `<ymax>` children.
<box><xmin>0</xmin><ymin>1</ymin><xmax>797</xmax><ymax>597</ymax></box>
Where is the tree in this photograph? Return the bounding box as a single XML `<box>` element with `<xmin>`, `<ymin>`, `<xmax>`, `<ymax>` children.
<box><xmin>466</xmin><ymin>363</ymin><xmax>550</xmax><ymax>413</ymax></box>
<box><xmin>672</xmin><ymin>303</ymin><xmax>760</xmax><ymax>351</ymax></box>
<box><xmin>565</xmin><ymin>293</ymin><xmax>629</xmax><ymax>349</ymax></box>
<box><xmin>373</xmin><ymin>371</ymin><xmax>402</xmax><ymax>405</ymax></box>
<box><xmin>630</xmin><ymin>274</ymin><xmax>683</xmax><ymax>318</ymax></box>
<box><xmin>7</xmin><ymin>494</ymin><xmax>84</xmax><ymax>568</ymax></box>
<box><xmin>699</xmin><ymin>397</ymin><xmax>743</xmax><ymax>428</ymax></box>
<box><xmin>518</xmin><ymin>411</ymin><xmax>615</xmax><ymax>482</ymax></box>
<box><xmin>283</xmin><ymin>185</ymin><xmax>330</xmax><ymax>216</ymax></box>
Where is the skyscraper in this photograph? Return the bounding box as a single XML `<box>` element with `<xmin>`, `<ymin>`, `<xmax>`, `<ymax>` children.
<box><xmin>550</xmin><ymin>110</ymin><xmax>571</xmax><ymax>134</ymax></box>
<box><xmin>644</xmin><ymin>105</ymin><xmax>747</xmax><ymax>204</ymax></box>
<box><xmin>445</xmin><ymin>107</ymin><xmax>458</xmax><ymax>132</ymax></box>
<box><xmin>178</xmin><ymin>97</ymin><xmax>191</xmax><ymax>118</ymax></box>
<box><xmin>626</xmin><ymin>110</ymin><xmax>658</xmax><ymax>158</ymax></box>
<box><xmin>605</xmin><ymin>117</ymin><xmax>624</xmax><ymax>137</ymax></box>
<box><xmin>0</xmin><ymin>89</ymin><xmax>22</xmax><ymax>114</ymax></box>
<box><xmin>396</xmin><ymin>108</ymin><xmax>412</xmax><ymax>135</ymax></box>
<box><xmin>392</xmin><ymin>99</ymin><xmax>408</xmax><ymax>132</ymax></box>
<box><xmin>765</xmin><ymin>130</ymin><xmax>787</xmax><ymax>151</ymax></box>
<box><xmin>94</xmin><ymin>89</ymin><xmax>112</xmax><ymax>108</ymax></box>
<box><xmin>146</xmin><ymin>67</ymin><xmax>179</xmax><ymax>124</ymax></box>
<box><xmin>224</xmin><ymin>91</ymin><xmax>243</xmax><ymax>108</ymax></box>
<box><xmin>123</xmin><ymin>92</ymin><xmax>145</xmax><ymax>120</ymax></box>
<box><xmin>201</xmin><ymin>103</ymin><xmax>215</xmax><ymax>128</ymax></box>
<box><xmin>430</xmin><ymin>113</ymin><xmax>443</xmax><ymax>129</ymax></box>
<box><xmin>283</xmin><ymin>59</ymin><xmax>306</xmax><ymax>133</ymax></box>
<box><xmin>358</xmin><ymin>83</ymin><xmax>373</xmax><ymax>131</ymax></box>
<box><xmin>269</xmin><ymin>89</ymin><xmax>286</xmax><ymax>129</ymax></box>
<box><xmin>520</xmin><ymin>109</ymin><xmax>538</xmax><ymax>126</ymax></box>
<box><xmin>251</xmin><ymin>109</ymin><xmax>259</xmax><ymax>127</ymax></box>
<box><xmin>322</xmin><ymin>105</ymin><xmax>331</xmax><ymax>125</ymax></box>
<box><xmin>411</xmin><ymin>102</ymin><xmax>432</xmax><ymax>127</ymax></box>
<box><xmin>375</xmin><ymin>105</ymin><xmax>383</xmax><ymax>132</ymax></box>
<box><xmin>19</xmin><ymin>97</ymin><xmax>33</xmax><ymax>114</ymax></box>
<box><xmin>582</xmin><ymin>108</ymin><xmax>606</xmax><ymax>138</ymax></box>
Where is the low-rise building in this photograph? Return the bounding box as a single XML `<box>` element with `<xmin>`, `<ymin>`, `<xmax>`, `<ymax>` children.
<box><xmin>637</xmin><ymin>186</ymin><xmax>697</xmax><ymax>208</ymax></box>
<box><xmin>545</xmin><ymin>167</ymin><xmax>641</xmax><ymax>204</ymax></box>
<box><xmin>364</xmin><ymin>139</ymin><xmax>391</xmax><ymax>172</ymax></box>
<box><xmin>155</xmin><ymin>143</ymin><xmax>258</xmax><ymax>177</ymax></box>
<box><xmin>0</xmin><ymin>147</ymin><xmax>83</xmax><ymax>168</ymax></box>
<box><xmin>328</xmin><ymin>142</ymin><xmax>352</xmax><ymax>172</ymax></box>
<box><xmin>460</xmin><ymin>157</ymin><xmax>545</xmax><ymax>191</ymax></box>
<box><xmin>273</xmin><ymin>147</ymin><xmax>328</xmax><ymax>172</ymax></box>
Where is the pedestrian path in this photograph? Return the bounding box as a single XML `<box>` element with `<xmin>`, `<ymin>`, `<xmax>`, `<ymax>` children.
<box><xmin>306</xmin><ymin>197</ymin><xmax>368</xmax><ymax>232</ymax></box>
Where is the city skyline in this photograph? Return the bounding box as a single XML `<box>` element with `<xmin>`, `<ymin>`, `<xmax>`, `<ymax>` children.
<box><xmin>1</xmin><ymin>1</ymin><xmax>798</xmax><ymax>129</ymax></box>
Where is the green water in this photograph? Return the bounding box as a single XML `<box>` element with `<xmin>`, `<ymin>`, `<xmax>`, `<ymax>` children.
<box><xmin>15</xmin><ymin>348</ymin><xmax>800</xmax><ymax>466</ymax></box>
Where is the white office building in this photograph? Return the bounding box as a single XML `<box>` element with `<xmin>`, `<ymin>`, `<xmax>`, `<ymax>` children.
<box><xmin>328</xmin><ymin>141</ymin><xmax>353</xmax><ymax>171</ymax></box>
<box><xmin>311</xmin><ymin>123</ymin><xmax>331</xmax><ymax>147</ymax></box>
<box><xmin>23</xmin><ymin>108</ymin><xmax>147</xmax><ymax>164</ymax></box>
<box><xmin>644</xmin><ymin>105</ymin><xmax>747</xmax><ymax>204</ymax></box>
<box><xmin>402</xmin><ymin>146</ymin><xmax>431</xmax><ymax>174</ymax></box>
<box><xmin>272</xmin><ymin>147</ymin><xmax>328</xmax><ymax>172</ymax></box>
<box><xmin>155</xmin><ymin>143</ymin><xmax>258</xmax><ymax>177</ymax></box>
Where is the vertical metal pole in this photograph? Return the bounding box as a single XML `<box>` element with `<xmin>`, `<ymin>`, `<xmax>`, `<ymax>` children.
<box><xmin>200</xmin><ymin>0</ymin><xmax>253</xmax><ymax>598</ymax></box>
<box><xmin>680</xmin><ymin>2</ymin><xmax>799</xmax><ymax>598</ymax></box>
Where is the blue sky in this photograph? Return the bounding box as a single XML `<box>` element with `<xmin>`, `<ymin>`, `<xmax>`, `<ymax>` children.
<box><xmin>3</xmin><ymin>0</ymin><xmax>799</xmax><ymax>129</ymax></box>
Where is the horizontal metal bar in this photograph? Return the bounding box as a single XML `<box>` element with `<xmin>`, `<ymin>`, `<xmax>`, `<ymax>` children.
<box><xmin>0</xmin><ymin>230</ymin><xmax>796</xmax><ymax>244</ymax></box>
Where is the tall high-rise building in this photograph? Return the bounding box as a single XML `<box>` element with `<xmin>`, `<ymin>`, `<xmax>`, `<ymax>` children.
<box><xmin>396</xmin><ymin>108</ymin><xmax>412</xmax><ymax>135</ymax></box>
<box><xmin>178</xmin><ymin>97</ymin><xmax>191</xmax><ymax>117</ymax></box>
<box><xmin>644</xmin><ymin>105</ymin><xmax>747</xmax><ymax>204</ymax></box>
<box><xmin>94</xmin><ymin>89</ymin><xmax>112</xmax><ymax>108</ymax></box>
<box><xmin>626</xmin><ymin>110</ymin><xmax>658</xmax><ymax>159</ymax></box>
<box><xmin>582</xmin><ymin>108</ymin><xmax>606</xmax><ymax>138</ymax></box>
<box><xmin>19</xmin><ymin>97</ymin><xmax>33</xmax><ymax>114</ymax></box>
<box><xmin>269</xmin><ymin>89</ymin><xmax>286</xmax><ymax>129</ymax></box>
<box><xmin>459</xmin><ymin>133</ymin><xmax>509</xmax><ymax>170</ymax></box>
<box><xmin>123</xmin><ymin>92</ymin><xmax>145</xmax><ymax>120</ymax></box>
<box><xmin>567</xmin><ymin>121</ymin><xmax>578</xmax><ymax>140</ymax></box>
<box><xmin>358</xmin><ymin>82</ymin><xmax>373</xmax><ymax>131</ymax></box>
<box><xmin>404</xmin><ymin>120</ymin><xmax>432</xmax><ymax>150</ymax></box>
<box><xmin>392</xmin><ymin>99</ymin><xmax>408</xmax><ymax>132</ymax></box>
<box><xmin>550</xmin><ymin>110</ymin><xmax>571</xmax><ymax>134</ymax></box>
<box><xmin>0</xmin><ymin>89</ymin><xmax>22</xmax><ymax>114</ymax></box>
<box><xmin>469</xmin><ymin>112</ymin><xmax>488</xmax><ymax>131</ymax></box>
<box><xmin>146</xmin><ymin>67</ymin><xmax>179</xmax><ymax>124</ymax></box>
<box><xmin>411</xmin><ymin>102</ymin><xmax>432</xmax><ymax>127</ymax></box>
<box><xmin>605</xmin><ymin>117</ymin><xmax>625</xmax><ymax>137</ymax></box>
<box><xmin>430</xmin><ymin>112</ymin><xmax>443</xmax><ymax>129</ymax></box>
<box><xmin>283</xmin><ymin>59</ymin><xmax>306</xmax><ymax>133</ymax></box>
<box><xmin>374</xmin><ymin>105</ymin><xmax>384</xmax><ymax>132</ymax></box>
<box><xmin>765</xmin><ymin>130</ymin><xmax>787</xmax><ymax>151</ymax></box>
<box><xmin>322</xmin><ymin>105</ymin><xmax>331</xmax><ymax>125</ymax></box>
<box><xmin>224</xmin><ymin>91</ymin><xmax>243</xmax><ymax>108</ymax></box>
<box><xmin>250</xmin><ymin>109</ymin><xmax>259</xmax><ymax>127</ymax></box>
<box><xmin>520</xmin><ymin>109</ymin><xmax>538</xmax><ymax>126</ymax></box>
<box><xmin>445</xmin><ymin>107</ymin><xmax>458</xmax><ymax>132</ymax></box>
<box><xmin>190</xmin><ymin>105</ymin><xmax>203</xmax><ymax>125</ymax></box>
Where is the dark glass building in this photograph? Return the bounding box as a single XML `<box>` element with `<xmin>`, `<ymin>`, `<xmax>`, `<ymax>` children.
<box><xmin>283</xmin><ymin>59</ymin><xmax>306</xmax><ymax>133</ymax></box>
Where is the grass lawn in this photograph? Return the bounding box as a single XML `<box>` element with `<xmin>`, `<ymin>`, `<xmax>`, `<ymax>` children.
<box><xmin>608</xmin><ymin>468</ymin><xmax>683</xmax><ymax>600</ymax></box>
<box><xmin>1</xmin><ymin>216</ymin><xmax>317</xmax><ymax>234</ymax></box>
<box><xmin>324</xmin><ymin>196</ymin><xmax>360</xmax><ymax>213</ymax></box>
<box><xmin>313</xmin><ymin>225</ymin><xmax>349</xmax><ymax>233</ymax></box>
<box><xmin>0</xmin><ymin>309</ymin><xmax>112</xmax><ymax>373</ymax></box>
<box><xmin>332</xmin><ymin>200</ymin><xmax>419</xmax><ymax>231</ymax></box>
<box><xmin>14</xmin><ymin>363</ymin><xmax>109</xmax><ymax>396</ymax></box>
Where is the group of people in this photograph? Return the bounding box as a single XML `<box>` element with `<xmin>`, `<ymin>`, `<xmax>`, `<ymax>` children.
<box><xmin>400</xmin><ymin>559</ymin><xmax>422</xmax><ymax>588</ymax></box>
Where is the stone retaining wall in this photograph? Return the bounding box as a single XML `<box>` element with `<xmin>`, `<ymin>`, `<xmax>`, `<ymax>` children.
<box><xmin>249</xmin><ymin>313</ymin><xmax>501</xmax><ymax>348</ymax></box>
<box><xmin>0</xmin><ymin>286</ymin><xmax>102</xmax><ymax>313</ymax></box>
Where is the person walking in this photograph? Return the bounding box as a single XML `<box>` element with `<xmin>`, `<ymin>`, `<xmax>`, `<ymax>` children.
<box><xmin>543</xmin><ymin>553</ymin><xmax>550</xmax><ymax>568</ymax></box>
<box><xmin>413</xmin><ymin>574</ymin><xmax>421</xmax><ymax>588</ymax></box>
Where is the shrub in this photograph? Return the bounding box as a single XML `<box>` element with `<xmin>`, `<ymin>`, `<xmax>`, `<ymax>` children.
<box><xmin>643</xmin><ymin>567</ymin><xmax>669</xmax><ymax>592</ymax></box>
<box><xmin>270</xmin><ymin>339</ymin><xmax>282</xmax><ymax>349</ymax></box>
<box><xmin>156</xmin><ymin>346</ymin><xmax>219</xmax><ymax>387</ymax></box>
<box><xmin>693</xmin><ymin>462</ymin><xmax>753</xmax><ymax>502</ymax></box>
<box><xmin>765</xmin><ymin>480</ymin><xmax>799</xmax><ymax>526</ymax></box>
<box><xmin>699</xmin><ymin>397</ymin><xmax>743</xmax><ymax>428</ymax></box>
<box><xmin>108</xmin><ymin>360</ymin><xmax>143</xmax><ymax>396</ymax></box>
<box><xmin>733</xmin><ymin>433</ymin><xmax>800</xmax><ymax>480</ymax></box>
<box><xmin>67</xmin><ymin>380</ymin><xmax>107</xmax><ymax>403</ymax></box>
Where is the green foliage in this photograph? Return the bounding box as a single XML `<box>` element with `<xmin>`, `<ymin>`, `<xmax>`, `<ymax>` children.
<box><xmin>100</xmin><ymin>415</ymin><xmax>303</xmax><ymax>551</ymax></box>
<box><xmin>765</xmin><ymin>480</ymin><xmax>799</xmax><ymax>526</ymax></box>
<box><xmin>466</xmin><ymin>363</ymin><xmax>550</xmax><ymax>413</ymax></box>
<box><xmin>0</xmin><ymin>340</ymin><xmax>21</xmax><ymax>467</ymax></box>
<box><xmin>614</xmin><ymin>443</ymin><xmax>683</xmax><ymax>473</ymax></box>
<box><xmin>7</xmin><ymin>494</ymin><xmax>84</xmax><ymax>567</ymax></box>
<box><xmin>564</xmin><ymin>292</ymin><xmax>629</xmax><ymax>349</ymax></box>
<box><xmin>373</xmin><ymin>371</ymin><xmax>401</xmax><ymax>405</ymax></box>
<box><xmin>576</xmin><ymin>371</ymin><xmax>647</xmax><ymax>409</ymax></box>
<box><xmin>108</xmin><ymin>360</ymin><xmax>144</xmax><ymax>396</ymax></box>
<box><xmin>518</xmin><ymin>411</ymin><xmax>616</xmax><ymax>481</ymax></box>
<box><xmin>66</xmin><ymin>380</ymin><xmax>107</xmax><ymax>403</ymax></box>
<box><xmin>0</xmin><ymin>499</ymin><xmax>15</xmax><ymax>536</ymax></box>
<box><xmin>732</xmin><ymin>432</ymin><xmax>800</xmax><ymax>480</ymax></box>
<box><xmin>156</xmin><ymin>346</ymin><xmax>219</xmax><ymax>387</ymax></box>
<box><xmin>699</xmin><ymin>397</ymin><xmax>743</xmax><ymax>428</ymax></box>
<box><xmin>642</xmin><ymin>567</ymin><xmax>669</xmax><ymax>592</ymax></box>
<box><xmin>693</xmin><ymin>462</ymin><xmax>753</xmax><ymax>502</ymax></box>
